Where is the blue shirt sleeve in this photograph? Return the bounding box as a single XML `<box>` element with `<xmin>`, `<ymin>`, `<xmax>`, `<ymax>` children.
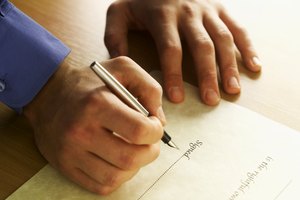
<box><xmin>0</xmin><ymin>0</ymin><xmax>70</xmax><ymax>112</ymax></box>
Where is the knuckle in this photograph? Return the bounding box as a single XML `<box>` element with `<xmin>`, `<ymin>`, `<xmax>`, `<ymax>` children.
<box><xmin>148</xmin><ymin>82</ymin><xmax>163</xmax><ymax>98</ymax></box>
<box><xmin>213</xmin><ymin>2</ymin><xmax>226</xmax><ymax>13</ymax></box>
<box><xmin>216</xmin><ymin>28</ymin><xmax>233</xmax><ymax>42</ymax></box>
<box><xmin>106</xmin><ymin>2</ymin><xmax>119</xmax><ymax>16</ymax></box>
<box><xmin>150</xmin><ymin>144</ymin><xmax>161</xmax><ymax>161</ymax></box>
<box><xmin>103</xmin><ymin>172</ymin><xmax>122</xmax><ymax>187</ymax></box>
<box><xmin>194</xmin><ymin>36</ymin><xmax>214</xmax><ymax>54</ymax></box>
<box><xmin>114</xmin><ymin>56</ymin><xmax>134</xmax><ymax>66</ymax></box>
<box><xmin>181</xmin><ymin>2</ymin><xmax>197</xmax><ymax>18</ymax></box>
<box><xmin>149</xmin><ymin>117</ymin><xmax>164</xmax><ymax>141</ymax></box>
<box><xmin>82</xmin><ymin>90</ymin><xmax>110</xmax><ymax>114</ymax></box>
<box><xmin>235</xmin><ymin>25</ymin><xmax>249</xmax><ymax>40</ymax></box>
<box><xmin>155</xmin><ymin>121</ymin><xmax>164</xmax><ymax>137</ymax></box>
<box><xmin>64</xmin><ymin>123</ymin><xmax>92</xmax><ymax>146</ymax></box>
<box><xmin>199</xmin><ymin>70</ymin><xmax>218</xmax><ymax>82</ymax></box>
<box><xmin>83</xmin><ymin>90</ymin><xmax>102</xmax><ymax>108</ymax></box>
<box><xmin>221</xmin><ymin>65</ymin><xmax>238</xmax><ymax>76</ymax></box>
<box><xmin>235</xmin><ymin>24</ymin><xmax>247</xmax><ymax>34</ymax></box>
<box><xmin>162</xmin><ymin>41</ymin><xmax>182</xmax><ymax>57</ymax></box>
<box><xmin>119</xmin><ymin>151</ymin><xmax>138</xmax><ymax>170</ymax></box>
<box><xmin>94</xmin><ymin>186</ymin><xmax>114</xmax><ymax>196</ymax></box>
<box><xmin>130</xmin><ymin>120</ymin><xmax>148</xmax><ymax>144</ymax></box>
<box><xmin>150</xmin><ymin>7</ymin><xmax>173</xmax><ymax>22</ymax></box>
<box><xmin>83</xmin><ymin>88</ymin><xmax>112</xmax><ymax>111</ymax></box>
<box><xmin>216</xmin><ymin>2</ymin><xmax>226</xmax><ymax>11</ymax></box>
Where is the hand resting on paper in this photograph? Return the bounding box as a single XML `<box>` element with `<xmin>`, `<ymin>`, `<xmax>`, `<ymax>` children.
<box><xmin>104</xmin><ymin>0</ymin><xmax>262</xmax><ymax>106</ymax></box>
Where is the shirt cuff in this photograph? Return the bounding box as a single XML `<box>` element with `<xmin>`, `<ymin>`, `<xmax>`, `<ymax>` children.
<box><xmin>0</xmin><ymin>0</ymin><xmax>71</xmax><ymax>113</ymax></box>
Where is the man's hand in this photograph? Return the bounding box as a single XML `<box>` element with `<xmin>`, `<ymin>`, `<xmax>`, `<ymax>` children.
<box><xmin>24</xmin><ymin>56</ymin><xmax>165</xmax><ymax>195</ymax></box>
<box><xmin>104</xmin><ymin>0</ymin><xmax>262</xmax><ymax>105</ymax></box>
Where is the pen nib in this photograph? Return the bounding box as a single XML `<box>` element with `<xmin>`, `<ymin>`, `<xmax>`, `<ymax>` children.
<box><xmin>167</xmin><ymin>141</ymin><xmax>180</xmax><ymax>150</ymax></box>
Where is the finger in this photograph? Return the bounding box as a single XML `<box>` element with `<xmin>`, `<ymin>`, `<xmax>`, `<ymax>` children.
<box><xmin>180</xmin><ymin>17</ymin><xmax>220</xmax><ymax>105</ymax></box>
<box><xmin>87</xmin><ymin>89</ymin><xmax>164</xmax><ymax>145</ymax></box>
<box><xmin>67</xmin><ymin>167</ymin><xmax>116</xmax><ymax>195</ymax></box>
<box><xmin>204</xmin><ymin>13</ymin><xmax>241</xmax><ymax>94</ymax></box>
<box><xmin>126</xmin><ymin>73</ymin><xmax>166</xmax><ymax>125</ymax></box>
<box><xmin>76</xmin><ymin>154</ymin><xmax>138</xmax><ymax>194</ymax></box>
<box><xmin>147</xmin><ymin>9</ymin><xmax>184</xmax><ymax>103</ymax></box>
<box><xmin>104</xmin><ymin>1</ymin><xmax>130</xmax><ymax>57</ymax></box>
<box><xmin>220</xmin><ymin>9</ymin><xmax>262</xmax><ymax>72</ymax></box>
<box><xmin>80</xmin><ymin>151</ymin><xmax>138</xmax><ymax>186</ymax></box>
<box><xmin>103</xmin><ymin>95</ymin><xmax>164</xmax><ymax>145</ymax></box>
<box><xmin>58</xmin><ymin>152</ymin><xmax>119</xmax><ymax>195</ymax></box>
<box><xmin>101</xmin><ymin>57</ymin><xmax>166</xmax><ymax>124</ymax></box>
<box><xmin>86</xmin><ymin>127</ymin><xmax>161</xmax><ymax>170</ymax></box>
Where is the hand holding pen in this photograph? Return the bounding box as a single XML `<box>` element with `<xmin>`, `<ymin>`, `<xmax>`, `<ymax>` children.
<box><xmin>91</xmin><ymin>61</ymin><xmax>178</xmax><ymax>149</ymax></box>
<box><xmin>26</xmin><ymin>57</ymin><xmax>170</xmax><ymax>194</ymax></box>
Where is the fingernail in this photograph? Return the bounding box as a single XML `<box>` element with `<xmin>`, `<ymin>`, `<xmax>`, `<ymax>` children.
<box><xmin>228</xmin><ymin>76</ymin><xmax>240</xmax><ymax>90</ymax></box>
<box><xmin>204</xmin><ymin>89</ymin><xmax>220</xmax><ymax>105</ymax></box>
<box><xmin>168</xmin><ymin>87</ymin><xmax>183</xmax><ymax>102</ymax></box>
<box><xmin>251</xmin><ymin>57</ymin><xmax>262</xmax><ymax>71</ymax></box>
<box><xmin>157</xmin><ymin>106</ymin><xmax>166</xmax><ymax>125</ymax></box>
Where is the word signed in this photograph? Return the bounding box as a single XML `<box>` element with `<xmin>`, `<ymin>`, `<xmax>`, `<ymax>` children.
<box><xmin>183</xmin><ymin>140</ymin><xmax>203</xmax><ymax>160</ymax></box>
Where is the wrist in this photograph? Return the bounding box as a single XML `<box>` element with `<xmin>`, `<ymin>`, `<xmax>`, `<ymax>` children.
<box><xmin>23</xmin><ymin>57</ymin><xmax>74</xmax><ymax>126</ymax></box>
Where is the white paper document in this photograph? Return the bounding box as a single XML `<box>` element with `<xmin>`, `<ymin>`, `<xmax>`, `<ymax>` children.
<box><xmin>7</xmin><ymin>82</ymin><xmax>300</xmax><ymax>200</ymax></box>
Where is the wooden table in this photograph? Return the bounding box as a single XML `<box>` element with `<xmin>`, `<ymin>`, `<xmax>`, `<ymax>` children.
<box><xmin>1</xmin><ymin>0</ymin><xmax>299</xmax><ymax>199</ymax></box>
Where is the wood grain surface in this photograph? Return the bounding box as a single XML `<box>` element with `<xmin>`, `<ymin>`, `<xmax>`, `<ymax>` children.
<box><xmin>1</xmin><ymin>0</ymin><xmax>299</xmax><ymax>199</ymax></box>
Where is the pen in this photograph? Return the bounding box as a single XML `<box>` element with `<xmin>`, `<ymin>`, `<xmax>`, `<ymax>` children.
<box><xmin>90</xmin><ymin>61</ymin><xmax>179</xmax><ymax>149</ymax></box>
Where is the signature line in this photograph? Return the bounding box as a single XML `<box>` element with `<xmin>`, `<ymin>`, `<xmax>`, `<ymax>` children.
<box><xmin>136</xmin><ymin>154</ymin><xmax>185</xmax><ymax>200</ymax></box>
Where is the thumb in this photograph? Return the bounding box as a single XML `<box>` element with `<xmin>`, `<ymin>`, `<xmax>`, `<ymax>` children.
<box><xmin>104</xmin><ymin>1</ymin><xmax>131</xmax><ymax>57</ymax></box>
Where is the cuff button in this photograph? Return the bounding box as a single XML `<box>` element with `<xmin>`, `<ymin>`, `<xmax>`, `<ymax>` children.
<box><xmin>0</xmin><ymin>80</ymin><xmax>6</xmax><ymax>92</ymax></box>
